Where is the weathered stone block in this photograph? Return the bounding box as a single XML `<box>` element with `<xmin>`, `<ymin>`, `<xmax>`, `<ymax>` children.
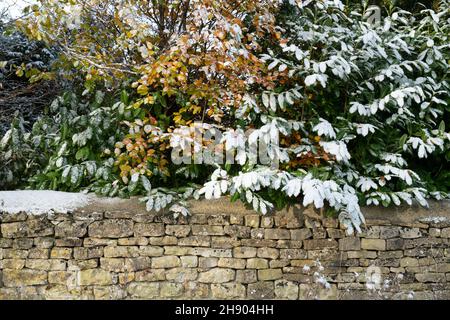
<box><xmin>257</xmin><ymin>247</ymin><xmax>279</xmax><ymax>259</ymax></box>
<box><xmin>151</xmin><ymin>255</ymin><xmax>181</xmax><ymax>268</ymax></box>
<box><xmin>134</xmin><ymin>223</ymin><xmax>164</xmax><ymax>237</ymax></box>
<box><xmin>244</xmin><ymin>215</ymin><xmax>260</xmax><ymax>228</ymax></box>
<box><xmin>241</xmin><ymin>239</ymin><xmax>277</xmax><ymax>248</ymax></box>
<box><xmin>165</xmin><ymin>268</ymin><xmax>198</xmax><ymax>282</ymax></box>
<box><xmin>28</xmin><ymin>248</ymin><xmax>50</xmax><ymax>259</ymax></box>
<box><xmin>165</xmin><ymin>225</ymin><xmax>191</xmax><ymax>237</ymax></box>
<box><xmin>182</xmin><ymin>245</ymin><xmax>230</xmax><ymax>257</ymax></box>
<box><xmin>290</xmin><ymin>228</ymin><xmax>312</xmax><ymax>241</ymax></box>
<box><xmin>48</xmin><ymin>271</ymin><xmax>77</xmax><ymax>286</ymax></box>
<box><xmin>246</xmin><ymin>258</ymin><xmax>269</xmax><ymax>269</ymax></box>
<box><xmin>93</xmin><ymin>286</ymin><xmax>127</xmax><ymax>300</ymax></box>
<box><xmin>265</xmin><ymin>229</ymin><xmax>290</xmax><ymax>240</ymax></box>
<box><xmin>3</xmin><ymin>269</ymin><xmax>47</xmax><ymax>287</ymax></box>
<box><xmin>160</xmin><ymin>282</ymin><xmax>184</xmax><ymax>297</ymax></box>
<box><xmin>83</xmin><ymin>238</ymin><xmax>117</xmax><ymax>247</ymax></box>
<box><xmin>0</xmin><ymin>238</ymin><xmax>13</xmax><ymax>248</ymax></box>
<box><xmin>236</xmin><ymin>270</ymin><xmax>257</xmax><ymax>284</ymax></box>
<box><xmin>312</xmin><ymin>227</ymin><xmax>327</xmax><ymax>239</ymax></box>
<box><xmin>233</xmin><ymin>247</ymin><xmax>256</xmax><ymax>258</ymax></box>
<box><xmin>0</xmin><ymin>212</ymin><xmax>28</xmax><ymax>223</ymax></box>
<box><xmin>400</xmin><ymin>257</ymin><xmax>419</xmax><ymax>267</ymax></box>
<box><xmin>276</xmin><ymin>240</ymin><xmax>303</xmax><ymax>249</ymax></box>
<box><xmin>178</xmin><ymin>236</ymin><xmax>210</xmax><ymax>247</ymax></box>
<box><xmin>211</xmin><ymin>236</ymin><xmax>240</xmax><ymax>249</ymax></box>
<box><xmin>130</xmin><ymin>213</ymin><xmax>155</xmax><ymax>223</ymax></box>
<box><xmin>289</xmin><ymin>259</ymin><xmax>315</xmax><ymax>267</ymax></box>
<box><xmin>78</xmin><ymin>269</ymin><xmax>114</xmax><ymax>286</ymax></box>
<box><xmin>27</xmin><ymin>218</ymin><xmax>55</xmax><ymax>237</ymax></box>
<box><xmin>373</xmin><ymin>258</ymin><xmax>400</xmax><ymax>267</ymax></box>
<box><xmin>89</xmin><ymin>219</ymin><xmax>134</xmax><ymax>238</ymax></box>
<box><xmin>442</xmin><ymin>228</ymin><xmax>450</xmax><ymax>238</ymax></box>
<box><xmin>275</xmin><ymin>280</ymin><xmax>299</xmax><ymax>300</ymax></box>
<box><xmin>211</xmin><ymin>283</ymin><xmax>246</xmax><ymax>299</ymax></box>
<box><xmin>361</xmin><ymin>239</ymin><xmax>386</xmax><ymax>251</ymax></box>
<box><xmin>247</xmin><ymin>281</ymin><xmax>275</xmax><ymax>299</ymax></box>
<box><xmin>55</xmin><ymin>221</ymin><xmax>89</xmax><ymax>238</ymax></box>
<box><xmin>274</xmin><ymin>211</ymin><xmax>303</xmax><ymax>228</ymax></box>
<box><xmin>322</xmin><ymin>218</ymin><xmax>338</xmax><ymax>228</ymax></box>
<box><xmin>300</xmin><ymin>283</ymin><xmax>338</xmax><ymax>300</ymax></box>
<box><xmin>184</xmin><ymin>282</ymin><xmax>209</xmax><ymax>298</ymax></box>
<box><xmin>180</xmin><ymin>256</ymin><xmax>198</xmax><ymax>268</ymax></box>
<box><xmin>42</xmin><ymin>285</ymin><xmax>82</xmax><ymax>300</ymax></box>
<box><xmin>191</xmin><ymin>225</ymin><xmax>224</xmax><ymax>236</ymax></box>
<box><xmin>260</xmin><ymin>217</ymin><xmax>274</xmax><ymax>228</ymax></box>
<box><xmin>25</xmin><ymin>259</ymin><xmax>66</xmax><ymax>271</ymax></box>
<box><xmin>149</xmin><ymin>236</ymin><xmax>178</xmax><ymax>246</ymax></box>
<box><xmin>2</xmin><ymin>259</ymin><xmax>25</xmax><ymax>269</ymax></box>
<box><xmin>218</xmin><ymin>258</ymin><xmax>246</xmax><ymax>269</ymax></box>
<box><xmin>223</xmin><ymin>225</ymin><xmax>251</xmax><ymax>238</ymax></box>
<box><xmin>379</xmin><ymin>226</ymin><xmax>400</xmax><ymax>239</ymax></box>
<box><xmin>50</xmin><ymin>247</ymin><xmax>72</xmax><ymax>259</ymax></box>
<box><xmin>386</xmin><ymin>238</ymin><xmax>405</xmax><ymax>250</ymax></box>
<box><xmin>363</xmin><ymin>226</ymin><xmax>380</xmax><ymax>239</ymax></box>
<box><xmin>280</xmin><ymin>249</ymin><xmax>307</xmax><ymax>259</ymax></box>
<box><xmin>139</xmin><ymin>246</ymin><xmax>164</xmax><ymax>257</ymax></box>
<box><xmin>67</xmin><ymin>259</ymin><xmax>98</xmax><ymax>270</ymax></box>
<box><xmin>135</xmin><ymin>269</ymin><xmax>166</xmax><ymax>281</ymax></box>
<box><xmin>198</xmin><ymin>268</ymin><xmax>235</xmax><ymax>283</ymax></box>
<box><xmin>258</xmin><ymin>269</ymin><xmax>282</xmax><ymax>281</ymax></box>
<box><xmin>327</xmin><ymin>228</ymin><xmax>344</xmax><ymax>239</ymax></box>
<box><xmin>207</xmin><ymin>214</ymin><xmax>229</xmax><ymax>226</ymax></box>
<box><xmin>229</xmin><ymin>214</ymin><xmax>243</xmax><ymax>225</ymax></box>
<box><xmin>73</xmin><ymin>246</ymin><xmax>103</xmax><ymax>259</ymax></box>
<box><xmin>378</xmin><ymin>250</ymin><xmax>403</xmax><ymax>259</ymax></box>
<box><xmin>164</xmin><ymin>246</ymin><xmax>190</xmax><ymax>256</ymax></box>
<box><xmin>189</xmin><ymin>214</ymin><xmax>207</xmax><ymax>224</ymax></box>
<box><xmin>307</xmin><ymin>249</ymin><xmax>340</xmax><ymax>261</ymax></box>
<box><xmin>55</xmin><ymin>238</ymin><xmax>83</xmax><ymax>247</ymax></box>
<box><xmin>73</xmin><ymin>211</ymin><xmax>103</xmax><ymax>221</ymax></box>
<box><xmin>415</xmin><ymin>273</ymin><xmax>446</xmax><ymax>283</ymax></box>
<box><xmin>34</xmin><ymin>237</ymin><xmax>54</xmax><ymax>248</ymax></box>
<box><xmin>198</xmin><ymin>257</ymin><xmax>218</xmax><ymax>268</ymax></box>
<box><xmin>100</xmin><ymin>257</ymin><xmax>151</xmax><ymax>272</ymax></box>
<box><xmin>103</xmin><ymin>246</ymin><xmax>140</xmax><ymax>258</ymax></box>
<box><xmin>400</xmin><ymin>228</ymin><xmax>422</xmax><ymax>239</ymax></box>
<box><xmin>127</xmin><ymin>282</ymin><xmax>159</xmax><ymax>298</ymax></box>
<box><xmin>429</xmin><ymin>228</ymin><xmax>441</xmax><ymax>237</ymax></box>
<box><xmin>12</xmin><ymin>238</ymin><xmax>34</xmax><ymax>249</ymax></box>
<box><xmin>339</xmin><ymin>237</ymin><xmax>361</xmax><ymax>251</ymax></box>
<box><xmin>1</xmin><ymin>222</ymin><xmax>27</xmax><ymax>238</ymax></box>
<box><xmin>104</xmin><ymin>211</ymin><xmax>136</xmax><ymax>219</ymax></box>
<box><xmin>118</xmin><ymin>273</ymin><xmax>135</xmax><ymax>285</ymax></box>
<box><xmin>303</xmin><ymin>239</ymin><xmax>338</xmax><ymax>250</ymax></box>
<box><xmin>117</xmin><ymin>237</ymin><xmax>149</xmax><ymax>246</ymax></box>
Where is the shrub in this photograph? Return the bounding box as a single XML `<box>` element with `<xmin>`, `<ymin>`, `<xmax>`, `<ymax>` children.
<box><xmin>1</xmin><ymin>0</ymin><xmax>448</xmax><ymax>234</ymax></box>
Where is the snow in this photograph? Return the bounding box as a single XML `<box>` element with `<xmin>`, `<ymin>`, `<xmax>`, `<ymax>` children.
<box><xmin>0</xmin><ymin>190</ymin><xmax>93</xmax><ymax>215</ymax></box>
<box><xmin>419</xmin><ymin>216</ymin><xmax>448</xmax><ymax>224</ymax></box>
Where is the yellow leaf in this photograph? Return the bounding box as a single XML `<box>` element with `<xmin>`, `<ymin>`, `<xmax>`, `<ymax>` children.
<box><xmin>137</xmin><ymin>85</ymin><xmax>148</xmax><ymax>95</ymax></box>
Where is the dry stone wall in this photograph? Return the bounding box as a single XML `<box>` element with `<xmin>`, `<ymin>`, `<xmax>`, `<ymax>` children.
<box><xmin>0</xmin><ymin>198</ymin><xmax>449</xmax><ymax>300</ymax></box>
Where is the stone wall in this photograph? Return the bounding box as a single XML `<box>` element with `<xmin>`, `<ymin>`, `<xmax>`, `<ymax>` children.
<box><xmin>0</xmin><ymin>197</ymin><xmax>449</xmax><ymax>300</ymax></box>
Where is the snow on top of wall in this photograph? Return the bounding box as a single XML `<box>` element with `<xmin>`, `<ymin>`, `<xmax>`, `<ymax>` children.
<box><xmin>0</xmin><ymin>190</ymin><xmax>93</xmax><ymax>214</ymax></box>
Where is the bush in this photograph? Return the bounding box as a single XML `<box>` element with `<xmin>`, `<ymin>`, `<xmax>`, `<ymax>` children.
<box><xmin>1</xmin><ymin>0</ymin><xmax>448</xmax><ymax>233</ymax></box>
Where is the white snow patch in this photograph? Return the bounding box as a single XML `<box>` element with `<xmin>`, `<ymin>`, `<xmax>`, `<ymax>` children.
<box><xmin>419</xmin><ymin>216</ymin><xmax>448</xmax><ymax>223</ymax></box>
<box><xmin>0</xmin><ymin>190</ymin><xmax>93</xmax><ymax>215</ymax></box>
